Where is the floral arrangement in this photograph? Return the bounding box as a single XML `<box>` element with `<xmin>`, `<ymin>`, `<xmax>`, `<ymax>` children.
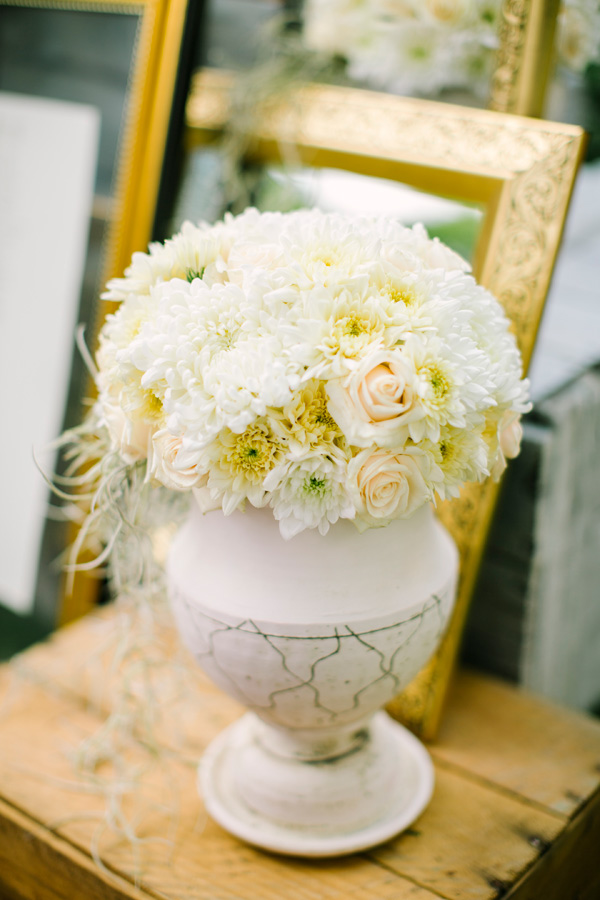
<box><xmin>86</xmin><ymin>207</ymin><xmax>529</xmax><ymax>541</ymax></box>
<box><xmin>301</xmin><ymin>0</ymin><xmax>600</xmax><ymax>99</ymax></box>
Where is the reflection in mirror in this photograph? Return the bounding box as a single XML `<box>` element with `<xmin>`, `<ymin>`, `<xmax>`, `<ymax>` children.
<box><xmin>0</xmin><ymin>6</ymin><xmax>143</xmax><ymax>631</ymax></box>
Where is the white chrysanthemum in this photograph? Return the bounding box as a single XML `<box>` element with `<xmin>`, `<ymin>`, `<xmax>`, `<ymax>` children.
<box><xmin>454</xmin><ymin>279</ymin><xmax>531</xmax><ymax>413</ymax></box>
<box><xmin>421</xmin><ymin>424</ymin><xmax>489</xmax><ymax>499</ymax></box>
<box><xmin>246</xmin><ymin>210</ymin><xmax>386</xmax><ymax>296</ymax></box>
<box><xmin>288</xmin><ymin>211</ymin><xmax>380</xmax><ymax>275</ymax></box>
<box><xmin>387</xmin><ymin>222</ymin><xmax>470</xmax><ymax>273</ymax></box>
<box><xmin>196</xmin><ymin>336</ymin><xmax>301</xmax><ymax>438</ymax></box>
<box><xmin>134</xmin><ymin>276</ymin><xmax>264</xmax><ymax>371</ymax></box>
<box><xmin>220</xmin><ymin>209</ymin><xmax>294</xmax><ymax>293</ymax></box>
<box><xmin>274</xmin><ymin>380</ymin><xmax>345</xmax><ymax>456</ymax></box>
<box><xmin>96</xmin><ymin>292</ymin><xmax>160</xmax><ymax>378</ymax></box>
<box><xmin>369</xmin><ymin>260</ymin><xmax>470</xmax><ymax>338</ymax></box>
<box><xmin>304</xmin><ymin>0</ymin><xmax>600</xmax><ymax>97</ymax></box>
<box><xmin>202</xmin><ymin>420</ymin><xmax>286</xmax><ymax>515</ymax></box>
<box><xmin>117</xmin><ymin>367</ymin><xmax>167</xmax><ymax>427</ymax></box>
<box><xmin>117</xmin><ymin>277</ymin><xmax>301</xmax><ymax>447</ymax></box>
<box><xmin>101</xmin><ymin>220</ymin><xmax>232</xmax><ymax>303</ymax></box>
<box><xmin>401</xmin><ymin>332</ymin><xmax>496</xmax><ymax>442</ymax></box>
<box><xmin>292</xmin><ymin>285</ymin><xmax>393</xmax><ymax>380</ymax></box>
<box><xmin>96</xmin><ymin>294</ymin><xmax>167</xmax><ymax>436</ymax></box>
<box><xmin>264</xmin><ymin>451</ymin><xmax>356</xmax><ymax>539</ymax></box>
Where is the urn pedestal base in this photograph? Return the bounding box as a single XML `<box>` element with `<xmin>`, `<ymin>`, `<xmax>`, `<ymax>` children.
<box><xmin>169</xmin><ymin>502</ymin><xmax>458</xmax><ymax>857</ymax></box>
<box><xmin>200</xmin><ymin>711</ymin><xmax>434</xmax><ymax>857</ymax></box>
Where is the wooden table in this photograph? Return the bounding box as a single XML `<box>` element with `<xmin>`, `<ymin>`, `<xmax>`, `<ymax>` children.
<box><xmin>1</xmin><ymin>609</ymin><xmax>599</xmax><ymax>900</ymax></box>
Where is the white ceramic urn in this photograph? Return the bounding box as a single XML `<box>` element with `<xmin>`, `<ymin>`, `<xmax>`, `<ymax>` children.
<box><xmin>167</xmin><ymin>500</ymin><xmax>458</xmax><ymax>856</ymax></box>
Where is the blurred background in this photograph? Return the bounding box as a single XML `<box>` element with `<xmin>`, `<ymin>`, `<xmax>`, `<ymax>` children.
<box><xmin>1</xmin><ymin>0</ymin><xmax>599</xmax><ymax>712</ymax></box>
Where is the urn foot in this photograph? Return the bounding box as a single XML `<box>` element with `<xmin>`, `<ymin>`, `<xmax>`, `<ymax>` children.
<box><xmin>200</xmin><ymin>711</ymin><xmax>434</xmax><ymax>857</ymax></box>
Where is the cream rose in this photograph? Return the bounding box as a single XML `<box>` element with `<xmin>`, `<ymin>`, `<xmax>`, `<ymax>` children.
<box><xmin>499</xmin><ymin>411</ymin><xmax>523</xmax><ymax>460</ymax></box>
<box><xmin>326</xmin><ymin>349</ymin><xmax>423</xmax><ymax>448</ymax></box>
<box><xmin>489</xmin><ymin>410</ymin><xmax>524</xmax><ymax>480</ymax></box>
<box><xmin>349</xmin><ymin>448</ymin><xmax>430</xmax><ymax>530</ymax></box>
<box><xmin>150</xmin><ymin>430</ymin><xmax>205</xmax><ymax>491</ymax></box>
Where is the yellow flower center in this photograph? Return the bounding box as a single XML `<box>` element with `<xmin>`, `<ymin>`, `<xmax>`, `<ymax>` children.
<box><xmin>304</xmin><ymin>395</ymin><xmax>339</xmax><ymax>438</ymax></box>
<box><xmin>226</xmin><ymin>425</ymin><xmax>280</xmax><ymax>480</ymax></box>
<box><xmin>141</xmin><ymin>389</ymin><xmax>164</xmax><ymax>422</ymax></box>
<box><xmin>123</xmin><ymin>370</ymin><xmax>165</xmax><ymax>423</ymax></box>
<box><xmin>327</xmin><ymin>309</ymin><xmax>381</xmax><ymax>360</ymax></box>
<box><xmin>336</xmin><ymin>315</ymin><xmax>369</xmax><ymax>339</ymax></box>
<box><xmin>385</xmin><ymin>283</ymin><xmax>417</xmax><ymax>306</ymax></box>
<box><xmin>312</xmin><ymin>402</ymin><xmax>337</xmax><ymax>430</ymax></box>
<box><xmin>314</xmin><ymin>246</ymin><xmax>341</xmax><ymax>268</ymax></box>
<box><xmin>285</xmin><ymin>384</ymin><xmax>341</xmax><ymax>449</ymax></box>
<box><xmin>214</xmin><ymin>326</ymin><xmax>239</xmax><ymax>351</ymax></box>
<box><xmin>427</xmin><ymin>364</ymin><xmax>451</xmax><ymax>400</ymax></box>
<box><xmin>438</xmin><ymin>438</ymin><xmax>459</xmax><ymax>470</ymax></box>
<box><xmin>303</xmin><ymin>475</ymin><xmax>328</xmax><ymax>498</ymax></box>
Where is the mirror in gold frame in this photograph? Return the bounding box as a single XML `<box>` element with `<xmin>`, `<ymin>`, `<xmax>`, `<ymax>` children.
<box><xmin>184</xmin><ymin>67</ymin><xmax>585</xmax><ymax>739</ymax></box>
<box><xmin>0</xmin><ymin>0</ymin><xmax>195</xmax><ymax>628</ymax></box>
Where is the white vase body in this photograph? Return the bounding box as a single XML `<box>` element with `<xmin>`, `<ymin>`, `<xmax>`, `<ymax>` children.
<box><xmin>168</xmin><ymin>501</ymin><xmax>458</xmax><ymax>856</ymax></box>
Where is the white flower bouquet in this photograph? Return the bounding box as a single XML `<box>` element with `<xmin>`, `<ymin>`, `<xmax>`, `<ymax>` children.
<box><xmin>87</xmin><ymin>207</ymin><xmax>529</xmax><ymax>542</ymax></box>
<box><xmin>301</xmin><ymin>0</ymin><xmax>600</xmax><ymax>99</ymax></box>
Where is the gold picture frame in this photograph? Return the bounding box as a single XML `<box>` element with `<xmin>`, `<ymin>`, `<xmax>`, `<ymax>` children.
<box><xmin>490</xmin><ymin>0</ymin><xmax>561</xmax><ymax>116</ymax></box>
<box><xmin>0</xmin><ymin>0</ymin><xmax>193</xmax><ymax>626</ymax></box>
<box><xmin>185</xmin><ymin>67</ymin><xmax>585</xmax><ymax>739</ymax></box>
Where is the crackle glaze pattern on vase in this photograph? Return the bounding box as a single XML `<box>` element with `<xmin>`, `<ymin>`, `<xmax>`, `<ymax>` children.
<box><xmin>168</xmin><ymin>501</ymin><xmax>458</xmax><ymax>732</ymax></box>
<box><xmin>169</xmin><ymin>583</ymin><xmax>454</xmax><ymax>731</ymax></box>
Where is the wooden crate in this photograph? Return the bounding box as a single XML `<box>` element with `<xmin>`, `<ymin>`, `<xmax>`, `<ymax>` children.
<box><xmin>1</xmin><ymin>609</ymin><xmax>599</xmax><ymax>900</ymax></box>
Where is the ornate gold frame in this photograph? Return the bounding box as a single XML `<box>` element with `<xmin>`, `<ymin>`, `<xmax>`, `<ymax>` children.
<box><xmin>490</xmin><ymin>0</ymin><xmax>561</xmax><ymax>116</ymax></box>
<box><xmin>0</xmin><ymin>0</ymin><xmax>191</xmax><ymax>623</ymax></box>
<box><xmin>185</xmin><ymin>68</ymin><xmax>585</xmax><ymax>739</ymax></box>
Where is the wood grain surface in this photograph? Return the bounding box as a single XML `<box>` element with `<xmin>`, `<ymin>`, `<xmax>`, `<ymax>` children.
<box><xmin>1</xmin><ymin>610</ymin><xmax>599</xmax><ymax>900</ymax></box>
